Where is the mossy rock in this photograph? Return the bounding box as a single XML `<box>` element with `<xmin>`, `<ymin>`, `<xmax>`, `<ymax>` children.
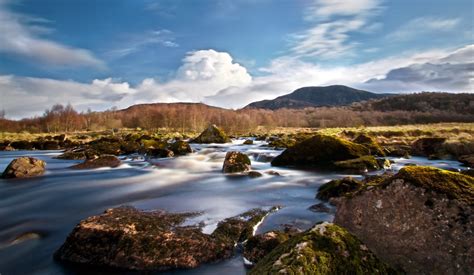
<box><xmin>268</xmin><ymin>138</ymin><xmax>296</xmax><ymax>149</ymax></box>
<box><xmin>249</xmin><ymin>222</ymin><xmax>399</xmax><ymax>275</ymax></box>
<box><xmin>71</xmin><ymin>155</ymin><xmax>121</xmax><ymax>169</ymax></box>
<box><xmin>353</xmin><ymin>134</ymin><xmax>385</xmax><ymax>156</ymax></box>
<box><xmin>2</xmin><ymin>157</ymin><xmax>46</xmax><ymax>179</ymax></box>
<box><xmin>317</xmin><ymin>177</ymin><xmax>364</xmax><ymax>201</ymax></box>
<box><xmin>222</xmin><ymin>151</ymin><xmax>251</xmax><ymax>173</ymax></box>
<box><xmin>243</xmin><ymin>139</ymin><xmax>254</xmax><ymax>145</ymax></box>
<box><xmin>140</xmin><ymin>139</ymin><xmax>168</xmax><ymax>150</ymax></box>
<box><xmin>333</xmin><ymin>156</ymin><xmax>381</xmax><ymax>173</ymax></box>
<box><xmin>89</xmin><ymin>138</ymin><xmax>122</xmax><ymax>155</ymax></box>
<box><xmin>271</xmin><ymin>135</ymin><xmax>369</xmax><ymax>167</ymax></box>
<box><xmin>212</xmin><ymin>208</ymin><xmax>271</xmax><ymax>243</ymax></box>
<box><xmin>146</xmin><ymin>148</ymin><xmax>174</xmax><ymax>158</ymax></box>
<box><xmin>387</xmin><ymin>166</ymin><xmax>474</xmax><ymax>205</ymax></box>
<box><xmin>170</xmin><ymin>140</ymin><xmax>192</xmax><ymax>155</ymax></box>
<box><xmin>244</xmin><ymin>230</ymin><xmax>293</xmax><ymax>264</ymax></box>
<box><xmin>191</xmin><ymin>125</ymin><xmax>231</xmax><ymax>144</ymax></box>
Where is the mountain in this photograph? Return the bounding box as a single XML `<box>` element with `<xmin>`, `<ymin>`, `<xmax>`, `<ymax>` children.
<box><xmin>245</xmin><ymin>85</ymin><xmax>390</xmax><ymax>110</ymax></box>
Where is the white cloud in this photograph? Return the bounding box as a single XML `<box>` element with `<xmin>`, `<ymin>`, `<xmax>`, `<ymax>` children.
<box><xmin>1</xmin><ymin>46</ymin><xmax>472</xmax><ymax>119</ymax></box>
<box><xmin>108</xmin><ymin>29</ymin><xmax>179</xmax><ymax>58</ymax></box>
<box><xmin>0</xmin><ymin>1</ymin><xmax>104</xmax><ymax>68</ymax></box>
<box><xmin>387</xmin><ymin>17</ymin><xmax>460</xmax><ymax>41</ymax></box>
<box><xmin>290</xmin><ymin>0</ymin><xmax>383</xmax><ymax>58</ymax></box>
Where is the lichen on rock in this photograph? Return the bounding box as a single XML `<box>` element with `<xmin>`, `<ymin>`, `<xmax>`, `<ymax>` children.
<box><xmin>2</xmin><ymin>157</ymin><xmax>46</xmax><ymax>179</ymax></box>
<box><xmin>222</xmin><ymin>151</ymin><xmax>251</xmax><ymax>173</ymax></box>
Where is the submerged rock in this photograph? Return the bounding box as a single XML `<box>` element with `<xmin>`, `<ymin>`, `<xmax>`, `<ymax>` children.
<box><xmin>334</xmin><ymin>166</ymin><xmax>474</xmax><ymax>274</ymax></box>
<box><xmin>170</xmin><ymin>140</ymin><xmax>192</xmax><ymax>155</ymax></box>
<box><xmin>191</xmin><ymin>125</ymin><xmax>231</xmax><ymax>144</ymax></box>
<box><xmin>2</xmin><ymin>157</ymin><xmax>46</xmax><ymax>179</ymax></box>
<box><xmin>71</xmin><ymin>155</ymin><xmax>121</xmax><ymax>169</ymax></box>
<box><xmin>249</xmin><ymin>222</ymin><xmax>398</xmax><ymax>274</ymax></box>
<box><xmin>55</xmin><ymin>206</ymin><xmax>272</xmax><ymax>271</ymax></box>
<box><xmin>222</xmin><ymin>151</ymin><xmax>251</xmax><ymax>173</ymax></box>
<box><xmin>333</xmin><ymin>155</ymin><xmax>381</xmax><ymax>172</ymax></box>
<box><xmin>316</xmin><ymin>177</ymin><xmax>363</xmax><ymax>202</ymax></box>
<box><xmin>271</xmin><ymin>134</ymin><xmax>369</xmax><ymax>167</ymax></box>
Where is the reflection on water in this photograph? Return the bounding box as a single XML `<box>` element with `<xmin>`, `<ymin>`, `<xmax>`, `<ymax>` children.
<box><xmin>0</xmin><ymin>139</ymin><xmax>465</xmax><ymax>274</ymax></box>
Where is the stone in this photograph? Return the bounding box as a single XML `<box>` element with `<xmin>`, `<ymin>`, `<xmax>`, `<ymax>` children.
<box><xmin>243</xmin><ymin>139</ymin><xmax>254</xmax><ymax>145</ymax></box>
<box><xmin>71</xmin><ymin>155</ymin><xmax>121</xmax><ymax>169</ymax></box>
<box><xmin>146</xmin><ymin>148</ymin><xmax>174</xmax><ymax>158</ymax></box>
<box><xmin>308</xmin><ymin>202</ymin><xmax>332</xmax><ymax>213</ymax></box>
<box><xmin>316</xmin><ymin>177</ymin><xmax>363</xmax><ymax>201</ymax></box>
<box><xmin>459</xmin><ymin>154</ymin><xmax>474</xmax><ymax>168</ymax></box>
<box><xmin>353</xmin><ymin>134</ymin><xmax>385</xmax><ymax>156</ymax></box>
<box><xmin>191</xmin><ymin>125</ymin><xmax>231</xmax><ymax>144</ymax></box>
<box><xmin>222</xmin><ymin>151</ymin><xmax>251</xmax><ymax>173</ymax></box>
<box><xmin>271</xmin><ymin>135</ymin><xmax>369</xmax><ymax>167</ymax></box>
<box><xmin>334</xmin><ymin>166</ymin><xmax>474</xmax><ymax>274</ymax></box>
<box><xmin>2</xmin><ymin>157</ymin><xmax>46</xmax><ymax>178</ymax></box>
<box><xmin>243</xmin><ymin>231</ymin><xmax>293</xmax><ymax>265</ymax></box>
<box><xmin>333</xmin><ymin>156</ymin><xmax>381</xmax><ymax>173</ymax></box>
<box><xmin>55</xmin><ymin>150</ymin><xmax>87</xmax><ymax>160</ymax></box>
<box><xmin>170</xmin><ymin>140</ymin><xmax>192</xmax><ymax>155</ymax></box>
<box><xmin>411</xmin><ymin>137</ymin><xmax>446</xmax><ymax>157</ymax></box>
<box><xmin>248</xmin><ymin>171</ymin><xmax>263</xmax><ymax>178</ymax></box>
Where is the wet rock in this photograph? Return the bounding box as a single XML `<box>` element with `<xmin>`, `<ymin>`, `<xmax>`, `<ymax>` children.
<box><xmin>271</xmin><ymin>135</ymin><xmax>369</xmax><ymax>167</ymax></box>
<box><xmin>222</xmin><ymin>151</ymin><xmax>251</xmax><ymax>173</ymax></box>
<box><xmin>334</xmin><ymin>166</ymin><xmax>474</xmax><ymax>274</ymax></box>
<box><xmin>255</xmin><ymin>154</ymin><xmax>274</xmax><ymax>162</ymax></box>
<box><xmin>43</xmin><ymin>140</ymin><xmax>60</xmax><ymax>150</ymax></box>
<box><xmin>243</xmin><ymin>139</ymin><xmax>254</xmax><ymax>145</ymax></box>
<box><xmin>55</xmin><ymin>206</ymin><xmax>272</xmax><ymax>271</ymax></box>
<box><xmin>412</xmin><ymin>137</ymin><xmax>446</xmax><ymax>157</ymax></box>
<box><xmin>385</xmin><ymin>145</ymin><xmax>411</xmax><ymax>158</ymax></box>
<box><xmin>2</xmin><ymin>157</ymin><xmax>46</xmax><ymax>178</ymax></box>
<box><xmin>71</xmin><ymin>155</ymin><xmax>121</xmax><ymax>169</ymax></box>
<box><xmin>10</xmin><ymin>140</ymin><xmax>33</xmax><ymax>150</ymax></box>
<box><xmin>266</xmin><ymin>170</ymin><xmax>280</xmax><ymax>176</ymax></box>
<box><xmin>353</xmin><ymin>134</ymin><xmax>385</xmax><ymax>156</ymax></box>
<box><xmin>119</xmin><ymin>140</ymin><xmax>140</xmax><ymax>154</ymax></box>
<box><xmin>376</xmin><ymin>158</ymin><xmax>392</xmax><ymax>169</ymax></box>
<box><xmin>191</xmin><ymin>125</ymin><xmax>231</xmax><ymax>144</ymax></box>
<box><xmin>243</xmin><ymin>231</ymin><xmax>293</xmax><ymax>265</ymax></box>
<box><xmin>333</xmin><ymin>156</ymin><xmax>381</xmax><ymax>173</ymax></box>
<box><xmin>247</xmin><ymin>171</ymin><xmax>263</xmax><ymax>178</ymax></box>
<box><xmin>55</xmin><ymin>150</ymin><xmax>87</xmax><ymax>160</ymax></box>
<box><xmin>316</xmin><ymin>177</ymin><xmax>363</xmax><ymax>202</ymax></box>
<box><xmin>459</xmin><ymin>154</ymin><xmax>474</xmax><ymax>168</ymax></box>
<box><xmin>170</xmin><ymin>140</ymin><xmax>192</xmax><ymax>155</ymax></box>
<box><xmin>460</xmin><ymin>169</ymin><xmax>474</xmax><ymax>177</ymax></box>
<box><xmin>146</xmin><ymin>148</ymin><xmax>174</xmax><ymax>158</ymax></box>
<box><xmin>140</xmin><ymin>139</ymin><xmax>167</xmax><ymax>150</ymax></box>
<box><xmin>249</xmin><ymin>222</ymin><xmax>398</xmax><ymax>274</ymax></box>
<box><xmin>89</xmin><ymin>138</ymin><xmax>122</xmax><ymax>155</ymax></box>
<box><xmin>308</xmin><ymin>202</ymin><xmax>332</xmax><ymax>213</ymax></box>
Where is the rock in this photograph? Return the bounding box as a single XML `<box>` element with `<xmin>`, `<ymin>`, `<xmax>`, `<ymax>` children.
<box><xmin>119</xmin><ymin>140</ymin><xmax>140</xmax><ymax>154</ymax></box>
<box><xmin>376</xmin><ymin>158</ymin><xmax>392</xmax><ymax>169</ymax></box>
<box><xmin>459</xmin><ymin>154</ymin><xmax>474</xmax><ymax>168</ymax></box>
<box><xmin>170</xmin><ymin>140</ymin><xmax>192</xmax><ymax>155</ymax></box>
<box><xmin>247</xmin><ymin>171</ymin><xmax>263</xmax><ymax>178</ymax></box>
<box><xmin>266</xmin><ymin>170</ymin><xmax>280</xmax><ymax>176</ymax></box>
<box><xmin>271</xmin><ymin>135</ymin><xmax>369</xmax><ymax>167</ymax></box>
<box><xmin>140</xmin><ymin>139</ymin><xmax>167</xmax><ymax>150</ymax></box>
<box><xmin>146</xmin><ymin>148</ymin><xmax>174</xmax><ymax>158</ymax></box>
<box><xmin>308</xmin><ymin>202</ymin><xmax>332</xmax><ymax>213</ymax></box>
<box><xmin>222</xmin><ymin>151</ymin><xmax>251</xmax><ymax>173</ymax></box>
<box><xmin>333</xmin><ymin>156</ymin><xmax>381</xmax><ymax>172</ymax></box>
<box><xmin>89</xmin><ymin>138</ymin><xmax>122</xmax><ymax>155</ymax></box>
<box><xmin>1</xmin><ymin>145</ymin><xmax>14</xmax><ymax>151</ymax></box>
<box><xmin>243</xmin><ymin>231</ymin><xmax>293</xmax><ymax>265</ymax></box>
<box><xmin>2</xmin><ymin>157</ymin><xmax>46</xmax><ymax>178</ymax></box>
<box><xmin>53</xmin><ymin>134</ymin><xmax>67</xmax><ymax>142</ymax></box>
<box><xmin>353</xmin><ymin>134</ymin><xmax>385</xmax><ymax>156</ymax></box>
<box><xmin>55</xmin><ymin>150</ymin><xmax>87</xmax><ymax>160</ymax></box>
<box><xmin>10</xmin><ymin>140</ymin><xmax>33</xmax><ymax>150</ymax></box>
<box><xmin>249</xmin><ymin>222</ymin><xmax>398</xmax><ymax>274</ymax></box>
<box><xmin>55</xmin><ymin>206</ymin><xmax>272</xmax><ymax>271</ymax></box>
<box><xmin>43</xmin><ymin>140</ymin><xmax>60</xmax><ymax>150</ymax></box>
<box><xmin>71</xmin><ymin>155</ymin><xmax>121</xmax><ymax>169</ymax></box>
<box><xmin>191</xmin><ymin>125</ymin><xmax>231</xmax><ymax>144</ymax></box>
<box><xmin>316</xmin><ymin>177</ymin><xmax>363</xmax><ymax>201</ymax></box>
<box><xmin>412</xmin><ymin>137</ymin><xmax>446</xmax><ymax>157</ymax></box>
<box><xmin>243</xmin><ymin>139</ymin><xmax>254</xmax><ymax>145</ymax></box>
<box><xmin>268</xmin><ymin>138</ymin><xmax>296</xmax><ymax>149</ymax></box>
<box><xmin>334</xmin><ymin>166</ymin><xmax>474</xmax><ymax>274</ymax></box>
<box><xmin>385</xmin><ymin>145</ymin><xmax>411</xmax><ymax>158</ymax></box>
<box><xmin>461</xmin><ymin>169</ymin><xmax>474</xmax><ymax>177</ymax></box>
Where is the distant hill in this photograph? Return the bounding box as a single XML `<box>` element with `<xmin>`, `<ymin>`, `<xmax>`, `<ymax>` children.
<box><xmin>245</xmin><ymin>85</ymin><xmax>389</xmax><ymax>110</ymax></box>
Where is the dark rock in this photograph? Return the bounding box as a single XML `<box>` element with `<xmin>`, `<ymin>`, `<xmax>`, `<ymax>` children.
<box><xmin>333</xmin><ymin>156</ymin><xmax>381</xmax><ymax>173</ymax></box>
<box><xmin>2</xmin><ymin>157</ymin><xmax>46</xmax><ymax>178</ymax></box>
<box><xmin>89</xmin><ymin>138</ymin><xmax>122</xmax><ymax>155</ymax></box>
<box><xmin>170</xmin><ymin>140</ymin><xmax>192</xmax><ymax>155</ymax></box>
<box><xmin>308</xmin><ymin>202</ymin><xmax>332</xmax><ymax>213</ymax></box>
<box><xmin>412</xmin><ymin>137</ymin><xmax>446</xmax><ymax>157</ymax></box>
<box><xmin>243</xmin><ymin>231</ymin><xmax>293</xmax><ymax>265</ymax></box>
<box><xmin>191</xmin><ymin>125</ymin><xmax>231</xmax><ymax>144</ymax></box>
<box><xmin>266</xmin><ymin>170</ymin><xmax>280</xmax><ymax>176</ymax></box>
<box><xmin>43</xmin><ymin>140</ymin><xmax>60</xmax><ymax>150</ymax></box>
<box><xmin>385</xmin><ymin>145</ymin><xmax>411</xmax><ymax>158</ymax></box>
<box><xmin>243</xmin><ymin>139</ymin><xmax>254</xmax><ymax>145</ymax></box>
<box><xmin>55</xmin><ymin>150</ymin><xmax>87</xmax><ymax>160</ymax></box>
<box><xmin>316</xmin><ymin>177</ymin><xmax>363</xmax><ymax>201</ymax></box>
<box><xmin>249</xmin><ymin>222</ymin><xmax>398</xmax><ymax>274</ymax></box>
<box><xmin>271</xmin><ymin>135</ymin><xmax>369</xmax><ymax>167</ymax></box>
<box><xmin>459</xmin><ymin>154</ymin><xmax>474</xmax><ymax>168</ymax></box>
<box><xmin>247</xmin><ymin>171</ymin><xmax>263</xmax><ymax>178</ymax></box>
<box><xmin>222</xmin><ymin>151</ymin><xmax>251</xmax><ymax>173</ymax></box>
<box><xmin>147</xmin><ymin>148</ymin><xmax>174</xmax><ymax>158</ymax></box>
<box><xmin>53</xmin><ymin>134</ymin><xmax>67</xmax><ymax>142</ymax></box>
<box><xmin>10</xmin><ymin>140</ymin><xmax>33</xmax><ymax>150</ymax></box>
<box><xmin>71</xmin><ymin>155</ymin><xmax>121</xmax><ymax>169</ymax></box>
<box><xmin>334</xmin><ymin>166</ymin><xmax>474</xmax><ymax>274</ymax></box>
<box><xmin>55</xmin><ymin>206</ymin><xmax>272</xmax><ymax>271</ymax></box>
<box><xmin>460</xmin><ymin>169</ymin><xmax>474</xmax><ymax>177</ymax></box>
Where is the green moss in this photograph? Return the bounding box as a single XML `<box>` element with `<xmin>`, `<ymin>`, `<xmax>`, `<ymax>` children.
<box><xmin>271</xmin><ymin>134</ymin><xmax>370</xmax><ymax>167</ymax></box>
<box><xmin>333</xmin><ymin>156</ymin><xmax>381</xmax><ymax>172</ymax></box>
<box><xmin>388</xmin><ymin>166</ymin><xmax>474</xmax><ymax>205</ymax></box>
<box><xmin>192</xmin><ymin>125</ymin><xmax>231</xmax><ymax>144</ymax></box>
<box><xmin>317</xmin><ymin>177</ymin><xmax>364</xmax><ymax>201</ymax></box>
<box><xmin>249</xmin><ymin>223</ymin><xmax>400</xmax><ymax>275</ymax></box>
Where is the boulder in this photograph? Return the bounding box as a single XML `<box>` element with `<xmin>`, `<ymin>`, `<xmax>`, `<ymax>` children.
<box><xmin>247</xmin><ymin>171</ymin><xmax>263</xmax><ymax>178</ymax></box>
<box><xmin>353</xmin><ymin>134</ymin><xmax>385</xmax><ymax>156</ymax></box>
<box><xmin>146</xmin><ymin>148</ymin><xmax>174</xmax><ymax>158</ymax></box>
<box><xmin>55</xmin><ymin>150</ymin><xmax>87</xmax><ymax>160</ymax></box>
<box><xmin>316</xmin><ymin>177</ymin><xmax>363</xmax><ymax>201</ymax></box>
<box><xmin>55</xmin><ymin>206</ymin><xmax>272</xmax><ymax>271</ymax></box>
<box><xmin>243</xmin><ymin>231</ymin><xmax>293</xmax><ymax>265</ymax></box>
<box><xmin>334</xmin><ymin>166</ymin><xmax>474</xmax><ymax>274</ymax></box>
<box><xmin>89</xmin><ymin>138</ymin><xmax>122</xmax><ymax>155</ymax></box>
<box><xmin>458</xmin><ymin>154</ymin><xmax>474</xmax><ymax>168</ymax></box>
<box><xmin>243</xmin><ymin>139</ymin><xmax>254</xmax><ymax>145</ymax></box>
<box><xmin>271</xmin><ymin>135</ymin><xmax>369</xmax><ymax>167</ymax></box>
<box><xmin>2</xmin><ymin>157</ymin><xmax>46</xmax><ymax>178</ymax></box>
<box><xmin>170</xmin><ymin>140</ymin><xmax>192</xmax><ymax>155</ymax></box>
<box><xmin>385</xmin><ymin>145</ymin><xmax>411</xmax><ymax>158</ymax></box>
<box><xmin>308</xmin><ymin>202</ymin><xmax>332</xmax><ymax>213</ymax></box>
<box><xmin>191</xmin><ymin>125</ymin><xmax>231</xmax><ymax>144</ymax></box>
<box><xmin>10</xmin><ymin>140</ymin><xmax>33</xmax><ymax>150</ymax></box>
<box><xmin>222</xmin><ymin>151</ymin><xmax>251</xmax><ymax>173</ymax></box>
<box><xmin>43</xmin><ymin>140</ymin><xmax>60</xmax><ymax>150</ymax></box>
<box><xmin>411</xmin><ymin>137</ymin><xmax>446</xmax><ymax>157</ymax></box>
<box><xmin>71</xmin><ymin>155</ymin><xmax>121</xmax><ymax>169</ymax></box>
<box><xmin>249</xmin><ymin>222</ymin><xmax>398</xmax><ymax>274</ymax></box>
<box><xmin>333</xmin><ymin>156</ymin><xmax>381</xmax><ymax>173</ymax></box>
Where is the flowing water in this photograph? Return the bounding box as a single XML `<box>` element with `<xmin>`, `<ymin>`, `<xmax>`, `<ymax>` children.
<box><xmin>0</xmin><ymin>139</ymin><xmax>466</xmax><ymax>275</ymax></box>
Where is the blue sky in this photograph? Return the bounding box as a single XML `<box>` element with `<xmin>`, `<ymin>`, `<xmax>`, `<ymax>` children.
<box><xmin>0</xmin><ymin>0</ymin><xmax>473</xmax><ymax>118</ymax></box>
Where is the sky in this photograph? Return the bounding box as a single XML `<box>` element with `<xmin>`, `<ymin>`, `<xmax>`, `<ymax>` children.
<box><xmin>0</xmin><ymin>0</ymin><xmax>473</xmax><ymax>119</ymax></box>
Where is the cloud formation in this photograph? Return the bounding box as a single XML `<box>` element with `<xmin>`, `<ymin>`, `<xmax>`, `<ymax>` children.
<box><xmin>0</xmin><ymin>1</ymin><xmax>104</xmax><ymax>68</ymax></box>
<box><xmin>387</xmin><ymin>17</ymin><xmax>460</xmax><ymax>41</ymax></box>
<box><xmin>1</xmin><ymin>46</ymin><xmax>472</xmax><ymax>119</ymax></box>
